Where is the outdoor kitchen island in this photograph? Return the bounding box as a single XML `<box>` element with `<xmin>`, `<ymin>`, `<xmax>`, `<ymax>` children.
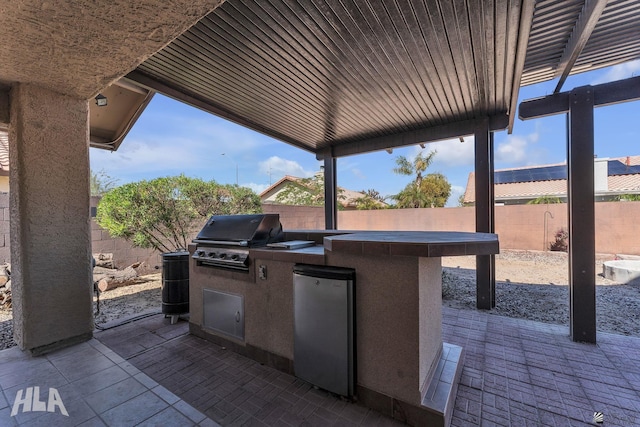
<box><xmin>188</xmin><ymin>229</ymin><xmax>499</xmax><ymax>427</ymax></box>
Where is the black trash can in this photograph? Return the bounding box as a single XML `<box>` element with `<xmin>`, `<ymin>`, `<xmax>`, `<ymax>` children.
<box><xmin>161</xmin><ymin>251</ymin><xmax>189</xmax><ymax>323</ymax></box>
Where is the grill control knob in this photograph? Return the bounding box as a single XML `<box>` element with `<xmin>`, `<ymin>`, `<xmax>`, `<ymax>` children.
<box><xmin>219</xmin><ymin>253</ymin><xmax>226</xmax><ymax>259</ymax></box>
<box><xmin>196</xmin><ymin>250</ymin><xmax>205</xmax><ymax>256</ymax></box>
<box><xmin>231</xmin><ymin>254</ymin><xmax>239</xmax><ymax>260</ymax></box>
<box><xmin>207</xmin><ymin>252</ymin><xmax>216</xmax><ymax>257</ymax></box>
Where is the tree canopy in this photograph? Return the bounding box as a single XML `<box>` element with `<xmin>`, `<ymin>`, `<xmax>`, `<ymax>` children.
<box><xmin>353</xmin><ymin>189</ymin><xmax>387</xmax><ymax>210</ymax></box>
<box><xmin>391</xmin><ymin>150</ymin><xmax>452</xmax><ymax>208</ymax></box>
<box><xmin>96</xmin><ymin>175</ymin><xmax>262</xmax><ymax>253</ymax></box>
<box><xmin>90</xmin><ymin>169</ymin><xmax>119</xmax><ymax>196</ymax></box>
<box><xmin>275</xmin><ymin>174</ymin><xmax>345</xmax><ymax>207</ymax></box>
<box><xmin>527</xmin><ymin>195</ymin><xmax>563</xmax><ymax>204</ymax></box>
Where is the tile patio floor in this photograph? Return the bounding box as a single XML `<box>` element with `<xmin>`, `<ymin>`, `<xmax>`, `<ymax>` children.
<box><xmin>0</xmin><ymin>332</ymin><xmax>216</xmax><ymax>426</ymax></box>
<box><xmin>0</xmin><ymin>307</ymin><xmax>639</xmax><ymax>426</ymax></box>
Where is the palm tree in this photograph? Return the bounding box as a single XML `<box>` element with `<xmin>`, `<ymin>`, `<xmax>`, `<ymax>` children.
<box><xmin>393</xmin><ymin>150</ymin><xmax>437</xmax><ymax>188</ymax></box>
<box><xmin>391</xmin><ymin>150</ymin><xmax>451</xmax><ymax>208</ymax></box>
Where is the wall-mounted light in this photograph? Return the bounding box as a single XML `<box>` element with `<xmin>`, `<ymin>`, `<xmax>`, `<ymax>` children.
<box><xmin>94</xmin><ymin>93</ymin><xmax>107</xmax><ymax>107</ymax></box>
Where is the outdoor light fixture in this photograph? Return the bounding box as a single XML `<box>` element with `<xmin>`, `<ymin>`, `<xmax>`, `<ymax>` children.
<box><xmin>94</xmin><ymin>93</ymin><xmax>107</xmax><ymax>107</ymax></box>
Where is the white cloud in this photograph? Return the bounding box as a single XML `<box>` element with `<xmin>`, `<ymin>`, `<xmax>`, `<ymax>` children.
<box><xmin>408</xmin><ymin>137</ymin><xmax>475</xmax><ymax>167</ymax></box>
<box><xmin>142</xmin><ymin>107</ymin><xmax>262</xmax><ymax>154</ymax></box>
<box><xmin>338</xmin><ymin>159</ymin><xmax>366</xmax><ymax>180</ymax></box>
<box><xmin>494</xmin><ymin>130</ymin><xmax>544</xmax><ymax>166</ymax></box>
<box><xmin>90</xmin><ymin>110</ymin><xmax>270</xmax><ymax>182</ymax></box>
<box><xmin>258</xmin><ymin>156</ymin><xmax>315</xmax><ymax>180</ymax></box>
<box><xmin>446</xmin><ymin>185</ymin><xmax>466</xmax><ymax>207</ymax></box>
<box><xmin>90</xmin><ymin>137</ymin><xmax>210</xmax><ymax>179</ymax></box>
<box><xmin>350</xmin><ymin>168</ymin><xmax>366</xmax><ymax>179</ymax></box>
<box><xmin>528</xmin><ymin>130</ymin><xmax>540</xmax><ymax>144</ymax></box>
<box><xmin>592</xmin><ymin>60</ymin><xmax>640</xmax><ymax>85</ymax></box>
<box><xmin>244</xmin><ymin>182</ymin><xmax>269</xmax><ymax>194</ymax></box>
<box><xmin>495</xmin><ymin>135</ymin><xmax>528</xmax><ymax>163</ymax></box>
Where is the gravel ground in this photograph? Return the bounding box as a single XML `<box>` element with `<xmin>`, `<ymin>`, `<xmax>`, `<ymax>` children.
<box><xmin>442</xmin><ymin>250</ymin><xmax>640</xmax><ymax>336</ymax></box>
<box><xmin>0</xmin><ymin>250</ymin><xmax>638</xmax><ymax>350</ymax></box>
<box><xmin>93</xmin><ymin>273</ymin><xmax>163</xmax><ymax>325</ymax></box>
<box><xmin>0</xmin><ymin>274</ymin><xmax>163</xmax><ymax>351</ymax></box>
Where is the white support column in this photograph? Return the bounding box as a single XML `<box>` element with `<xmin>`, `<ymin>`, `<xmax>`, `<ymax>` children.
<box><xmin>9</xmin><ymin>84</ymin><xmax>93</xmax><ymax>354</ymax></box>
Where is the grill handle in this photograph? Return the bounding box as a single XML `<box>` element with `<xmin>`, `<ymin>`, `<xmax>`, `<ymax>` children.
<box><xmin>192</xmin><ymin>239</ymin><xmax>248</xmax><ymax>246</ymax></box>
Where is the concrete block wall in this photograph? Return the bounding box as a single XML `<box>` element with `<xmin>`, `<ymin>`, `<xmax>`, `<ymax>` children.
<box><xmin>262</xmin><ymin>203</ymin><xmax>326</xmax><ymax>230</ymax></box>
<box><xmin>271</xmin><ymin>201</ymin><xmax>640</xmax><ymax>256</ymax></box>
<box><xmin>0</xmin><ymin>194</ymin><xmax>162</xmax><ymax>270</ymax></box>
<box><xmin>595</xmin><ymin>201</ymin><xmax>640</xmax><ymax>255</ymax></box>
<box><xmin>492</xmin><ymin>202</ymin><xmax>640</xmax><ymax>255</ymax></box>
<box><xmin>90</xmin><ymin>218</ymin><xmax>162</xmax><ymax>272</ymax></box>
<box><xmin>494</xmin><ymin>204</ymin><xmax>567</xmax><ymax>252</ymax></box>
<box><xmin>90</xmin><ymin>195</ymin><xmax>162</xmax><ymax>272</ymax></box>
<box><xmin>339</xmin><ymin>206</ymin><xmax>476</xmax><ymax>233</ymax></box>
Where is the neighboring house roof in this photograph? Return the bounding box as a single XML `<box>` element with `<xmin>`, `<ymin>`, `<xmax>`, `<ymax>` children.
<box><xmin>464</xmin><ymin>156</ymin><xmax>640</xmax><ymax>204</ymax></box>
<box><xmin>260</xmin><ymin>175</ymin><xmax>386</xmax><ymax>209</ymax></box>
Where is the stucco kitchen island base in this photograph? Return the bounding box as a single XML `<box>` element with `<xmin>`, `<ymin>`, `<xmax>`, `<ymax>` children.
<box><xmin>189</xmin><ymin>231</ymin><xmax>499</xmax><ymax>427</ymax></box>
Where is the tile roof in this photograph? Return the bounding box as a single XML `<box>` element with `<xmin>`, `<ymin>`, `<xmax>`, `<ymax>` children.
<box><xmin>260</xmin><ymin>175</ymin><xmax>386</xmax><ymax>208</ymax></box>
<box><xmin>608</xmin><ymin>174</ymin><xmax>640</xmax><ymax>191</ymax></box>
<box><xmin>464</xmin><ymin>156</ymin><xmax>640</xmax><ymax>203</ymax></box>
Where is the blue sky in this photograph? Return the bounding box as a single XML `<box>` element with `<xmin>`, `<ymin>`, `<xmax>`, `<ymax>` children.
<box><xmin>90</xmin><ymin>60</ymin><xmax>640</xmax><ymax>206</ymax></box>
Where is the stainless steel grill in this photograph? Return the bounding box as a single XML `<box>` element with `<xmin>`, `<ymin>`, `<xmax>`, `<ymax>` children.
<box><xmin>191</xmin><ymin>214</ymin><xmax>284</xmax><ymax>272</ymax></box>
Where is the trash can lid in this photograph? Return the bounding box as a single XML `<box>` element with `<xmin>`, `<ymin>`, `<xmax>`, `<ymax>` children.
<box><xmin>162</xmin><ymin>251</ymin><xmax>189</xmax><ymax>257</ymax></box>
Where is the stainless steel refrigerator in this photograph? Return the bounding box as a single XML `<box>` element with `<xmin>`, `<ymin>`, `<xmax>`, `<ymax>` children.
<box><xmin>293</xmin><ymin>264</ymin><xmax>355</xmax><ymax>397</ymax></box>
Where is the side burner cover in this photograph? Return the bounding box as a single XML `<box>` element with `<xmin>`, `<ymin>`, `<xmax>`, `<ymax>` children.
<box><xmin>195</xmin><ymin>214</ymin><xmax>284</xmax><ymax>246</ymax></box>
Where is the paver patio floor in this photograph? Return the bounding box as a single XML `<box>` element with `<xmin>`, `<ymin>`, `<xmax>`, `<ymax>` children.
<box><xmin>444</xmin><ymin>308</ymin><xmax>640</xmax><ymax>426</ymax></box>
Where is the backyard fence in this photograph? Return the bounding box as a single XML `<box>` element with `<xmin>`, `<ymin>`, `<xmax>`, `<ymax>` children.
<box><xmin>0</xmin><ymin>195</ymin><xmax>636</xmax><ymax>267</ymax></box>
<box><xmin>265</xmin><ymin>201</ymin><xmax>640</xmax><ymax>256</ymax></box>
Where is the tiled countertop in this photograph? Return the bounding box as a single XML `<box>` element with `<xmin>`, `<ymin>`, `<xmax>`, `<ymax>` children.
<box><xmin>250</xmin><ymin>244</ymin><xmax>325</xmax><ymax>264</ymax></box>
<box><xmin>251</xmin><ymin>230</ymin><xmax>499</xmax><ymax>263</ymax></box>
<box><xmin>323</xmin><ymin>231</ymin><xmax>499</xmax><ymax>257</ymax></box>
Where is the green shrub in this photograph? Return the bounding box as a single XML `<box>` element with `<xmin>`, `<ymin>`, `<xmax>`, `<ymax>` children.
<box><xmin>97</xmin><ymin>175</ymin><xmax>261</xmax><ymax>253</ymax></box>
<box><xmin>549</xmin><ymin>228</ymin><xmax>568</xmax><ymax>252</ymax></box>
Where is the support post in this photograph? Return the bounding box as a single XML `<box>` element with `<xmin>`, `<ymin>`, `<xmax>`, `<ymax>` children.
<box><xmin>323</xmin><ymin>155</ymin><xmax>337</xmax><ymax>230</ymax></box>
<box><xmin>567</xmin><ymin>86</ymin><xmax>596</xmax><ymax>343</ymax></box>
<box><xmin>474</xmin><ymin>119</ymin><xmax>495</xmax><ymax>309</ymax></box>
<box><xmin>9</xmin><ymin>84</ymin><xmax>93</xmax><ymax>354</ymax></box>
<box><xmin>490</xmin><ymin>132</ymin><xmax>496</xmax><ymax>307</ymax></box>
<box><xmin>518</xmin><ymin>78</ymin><xmax>640</xmax><ymax>344</ymax></box>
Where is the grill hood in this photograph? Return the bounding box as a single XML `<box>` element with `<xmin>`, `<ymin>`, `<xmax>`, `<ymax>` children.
<box><xmin>194</xmin><ymin>214</ymin><xmax>284</xmax><ymax>247</ymax></box>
